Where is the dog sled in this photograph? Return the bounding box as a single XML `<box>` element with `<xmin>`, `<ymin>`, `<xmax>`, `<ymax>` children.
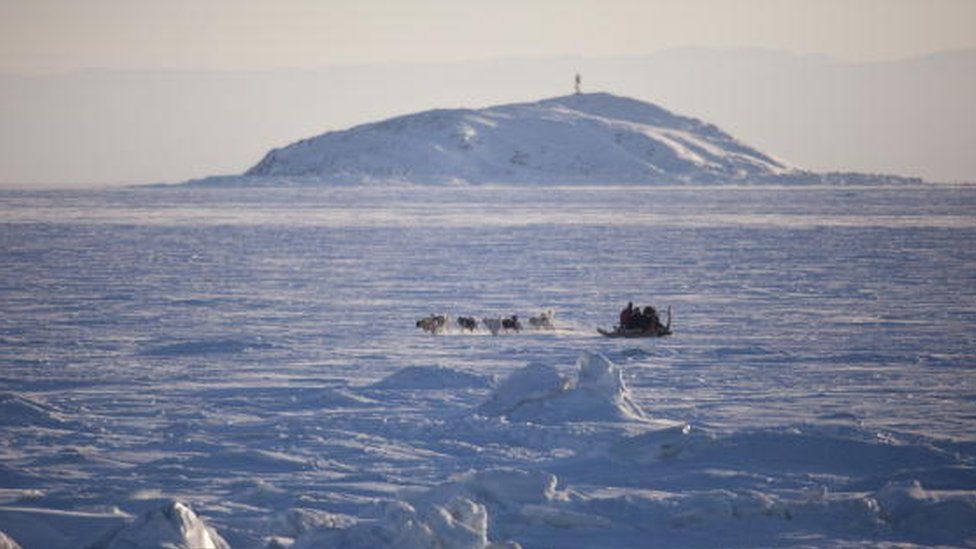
<box><xmin>598</xmin><ymin>306</ymin><xmax>672</xmax><ymax>338</ymax></box>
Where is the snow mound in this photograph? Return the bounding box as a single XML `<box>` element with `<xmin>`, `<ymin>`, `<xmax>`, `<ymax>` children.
<box><xmin>271</xmin><ymin>507</ymin><xmax>355</xmax><ymax>538</ymax></box>
<box><xmin>0</xmin><ymin>393</ymin><xmax>68</xmax><ymax>429</ymax></box>
<box><xmin>663</xmin><ymin>489</ymin><xmax>792</xmax><ymax>528</ymax></box>
<box><xmin>292</xmin><ymin>497</ymin><xmax>517</xmax><ymax>549</ymax></box>
<box><xmin>466</xmin><ymin>469</ymin><xmax>560</xmax><ymax>505</ymax></box>
<box><xmin>609</xmin><ymin>423</ymin><xmax>698</xmax><ymax>462</ymax></box>
<box><xmin>371</xmin><ymin>366</ymin><xmax>495</xmax><ymax>390</ymax></box>
<box><xmin>96</xmin><ymin>501</ymin><xmax>228</xmax><ymax>549</ymax></box>
<box><xmin>426</xmin><ymin>468</ymin><xmax>565</xmax><ymax>509</ymax></box>
<box><xmin>238</xmin><ymin>93</ymin><xmax>802</xmax><ymax>185</ymax></box>
<box><xmin>292</xmin><ymin>469</ymin><xmax>559</xmax><ymax>548</ymax></box>
<box><xmin>873</xmin><ymin>480</ymin><xmax>976</xmax><ymax>544</ymax></box>
<box><xmin>0</xmin><ymin>531</ymin><xmax>21</xmax><ymax>549</ymax></box>
<box><xmin>478</xmin><ymin>352</ymin><xmax>647</xmax><ymax>423</ymax></box>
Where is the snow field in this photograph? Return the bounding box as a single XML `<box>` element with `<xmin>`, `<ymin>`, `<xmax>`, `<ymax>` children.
<box><xmin>0</xmin><ymin>184</ymin><xmax>974</xmax><ymax>547</ymax></box>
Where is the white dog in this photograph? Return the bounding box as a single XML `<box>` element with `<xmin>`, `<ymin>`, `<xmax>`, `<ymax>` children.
<box><xmin>529</xmin><ymin>310</ymin><xmax>555</xmax><ymax>330</ymax></box>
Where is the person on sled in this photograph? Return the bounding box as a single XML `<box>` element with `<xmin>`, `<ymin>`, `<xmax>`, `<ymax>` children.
<box><xmin>631</xmin><ymin>307</ymin><xmax>646</xmax><ymax>329</ymax></box>
<box><xmin>619</xmin><ymin>302</ymin><xmax>634</xmax><ymax>330</ymax></box>
<box><xmin>643</xmin><ymin>305</ymin><xmax>661</xmax><ymax>331</ymax></box>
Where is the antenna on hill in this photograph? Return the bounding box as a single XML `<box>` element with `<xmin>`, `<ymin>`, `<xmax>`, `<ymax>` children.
<box><xmin>574</xmin><ymin>73</ymin><xmax>582</xmax><ymax>95</ymax></box>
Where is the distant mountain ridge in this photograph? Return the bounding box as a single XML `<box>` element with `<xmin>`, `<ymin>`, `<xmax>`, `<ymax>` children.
<box><xmin>193</xmin><ymin>93</ymin><xmax>920</xmax><ymax>186</ymax></box>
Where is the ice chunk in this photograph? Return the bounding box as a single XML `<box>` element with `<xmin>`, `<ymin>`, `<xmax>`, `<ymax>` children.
<box><xmin>478</xmin><ymin>364</ymin><xmax>570</xmax><ymax>417</ymax></box>
<box><xmin>292</xmin><ymin>497</ymin><xmax>512</xmax><ymax>549</ymax></box>
<box><xmin>271</xmin><ymin>507</ymin><xmax>354</xmax><ymax>538</ymax></box>
<box><xmin>875</xmin><ymin>479</ymin><xmax>930</xmax><ymax>522</ymax></box>
<box><xmin>423</xmin><ymin>498</ymin><xmax>489</xmax><ymax>549</ymax></box>
<box><xmin>478</xmin><ymin>352</ymin><xmax>647</xmax><ymax>423</ymax></box>
<box><xmin>0</xmin><ymin>531</ymin><xmax>21</xmax><ymax>549</ymax></box>
<box><xmin>97</xmin><ymin>501</ymin><xmax>229</xmax><ymax>549</ymax></box>
<box><xmin>462</xmin><ymin>469</ymin><xmax>561</xmax><ymax>506</ymax></box>
<box><xmin>574</xmin><ymin>352</ymin><xmax>646</xmax><ymax>420</ymax></box>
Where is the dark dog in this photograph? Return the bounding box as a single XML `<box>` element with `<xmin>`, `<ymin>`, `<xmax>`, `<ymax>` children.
<box><xmin>501</xmin><ymin>315</ymin><xmax>522</xmax><ymax>332</ymax></box>
<box><xmin>457</xmin><ymin>316</ymin><xmax>477</xmax><ymax>332</ymax></box>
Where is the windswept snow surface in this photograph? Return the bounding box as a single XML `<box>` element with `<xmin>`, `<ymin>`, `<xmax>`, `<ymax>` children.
<box><xmin>1</xmin><ymin>184</ymin><xmax>975</xmax><ymax>547</ymax></box>
<box><xmin>239</xmin><ymin>93</ymin><xmax>808</xmax><ymax>185</ymax></box>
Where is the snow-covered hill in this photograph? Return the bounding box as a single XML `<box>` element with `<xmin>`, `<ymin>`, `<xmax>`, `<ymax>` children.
<box><xmin>236</xmin><ymin>93</ymin><xmax>809</xmax><ymax>185</ymax></box>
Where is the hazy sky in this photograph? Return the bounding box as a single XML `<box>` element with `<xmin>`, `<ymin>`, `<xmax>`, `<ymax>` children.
<box><xmin>2</xmin><ymin>0</ymin><xmax>975</xmax><ymax>73</ymax></box>
<box><xmin>1</xmin><ymin>0</ymin><xmax>975</xmax><ymax>186</ymax></box>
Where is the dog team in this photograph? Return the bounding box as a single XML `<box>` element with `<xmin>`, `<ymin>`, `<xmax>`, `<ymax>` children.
<box><xmin>416</xmin><ymin>310</ymin><xmax>554</xmax><ymax>335</ymax></box>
